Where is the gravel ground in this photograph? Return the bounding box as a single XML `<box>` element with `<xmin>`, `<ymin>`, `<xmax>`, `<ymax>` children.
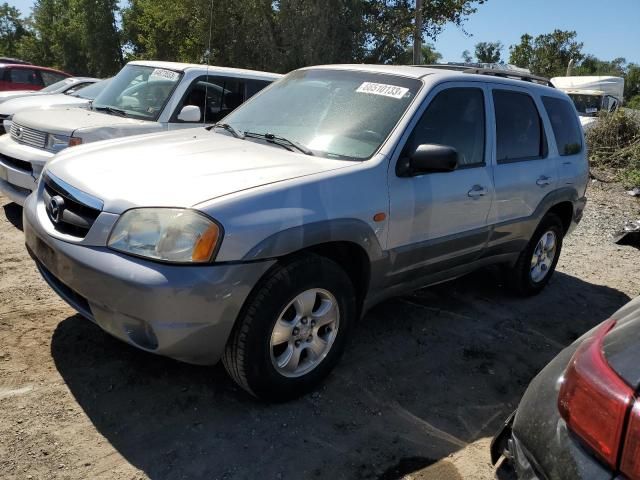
<box><xmin>0</xmin><ymin>179</ymin><xmax>638</xmax><ymax>480</ymax></box>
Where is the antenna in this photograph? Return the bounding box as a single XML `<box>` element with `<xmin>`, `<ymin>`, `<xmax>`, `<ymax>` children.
<box><xmin>203</xmin><ymin>0</ymin><xmax>214</xmax><ymax>124</ymax></box>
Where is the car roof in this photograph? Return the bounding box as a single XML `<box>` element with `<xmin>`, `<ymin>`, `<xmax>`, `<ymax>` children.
<box><xmin>0</xmin><ymin>63</ymin><xmax>70</xmax><ymax>75</ymax></box>
<box><xmin>127</xmin><ymin>60</ymin><xmax>282</xmax><ymax>80</ymax></box>
<box><xmin>301</xmin><ymin>64</ymin><xmax>559</xmax><ymax>94</ymax></box>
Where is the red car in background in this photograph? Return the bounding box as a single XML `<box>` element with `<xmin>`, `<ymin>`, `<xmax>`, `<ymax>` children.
<box><xmin>0</xmin><ymin>64</ymin><xmax>70</xmax><ymax>92</ymax></box>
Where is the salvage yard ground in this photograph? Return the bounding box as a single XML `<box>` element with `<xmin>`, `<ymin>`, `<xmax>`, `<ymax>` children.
<box><xmin>0</xmin><ymin>179</ymin><xmax>638</xmax><ymax>480</ymax></box>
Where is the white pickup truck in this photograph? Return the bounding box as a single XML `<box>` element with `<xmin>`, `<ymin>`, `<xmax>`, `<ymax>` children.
<box><xmin>0</xmin><ymin>60</ymin><xmax>281</xmax><ymax>205</ymax></box>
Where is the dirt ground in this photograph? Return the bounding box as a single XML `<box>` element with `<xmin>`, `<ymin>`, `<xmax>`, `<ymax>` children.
<box><xmin>0</xmin><ymin>179</ymin><xmax>638</xmax><ymax>480</ymax></box>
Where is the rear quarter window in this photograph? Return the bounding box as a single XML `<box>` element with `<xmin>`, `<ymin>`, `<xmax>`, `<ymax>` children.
<box><xmin>493</xmin><ymin>90</ymin><xmax>546</xmax><ymax>163</ymax></box>
<box><xmin>40</xmin><ymin>71</ymin><xmax>69</xmax><ymax>86</ymax></box>
<box><xmin>541</xmin><ymin>96</ymin><xmax>583</xmax><ymax>156</ymax></box>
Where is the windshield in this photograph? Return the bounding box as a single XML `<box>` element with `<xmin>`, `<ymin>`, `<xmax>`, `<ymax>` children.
<box><xmin>71</xmin><ymin>78</ymin><xmax>110</xmax><ymax>99</ymax></box>
<box><xmin>222</xmin><ymin>69</ymin><xmax>422</xmax><ymax>160</ymax></box>
<box><xmin>568</xmin><ymin>93</ymin><xmax>603</xmax><ymax>116</ymax></box>
<box><xmin>92</xmin><ymin>65</ymin><xmax>183</xmax><ymax>121</ymax></box>
<box><xmin>41</xmin><ymin>78</ymin><xmax>75</xmax><ymax>93</ymax></box>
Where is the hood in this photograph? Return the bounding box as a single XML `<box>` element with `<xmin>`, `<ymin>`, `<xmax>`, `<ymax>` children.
<box><xmin>47</xmin><ymin>129</ymin><xmax>355</xmax><ymax>212</ymax></box>
<box><xmin>12</xmin><ymin>107</ymin><xmax>153</xmax><ymax>136</ymax></box>
<box><xmin>0</xmin><ymin>90</ymin><xmax>43</xmax><ymax>103</ymax></box>
<box><xmin>0</xmin><ymin>94</ymin><xmax>88</xmax><ymax>116</ymax></box>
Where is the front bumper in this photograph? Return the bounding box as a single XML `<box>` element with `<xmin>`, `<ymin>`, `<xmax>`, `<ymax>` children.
<box><xmin>0</xmin><ymin>134</ymin><xmax>53</xmax><ymax>205</ymax></box>
<box><xmin>23</xmin><ymin>193</ymin><xmax>276</xmax><ymax>365</ymax></box>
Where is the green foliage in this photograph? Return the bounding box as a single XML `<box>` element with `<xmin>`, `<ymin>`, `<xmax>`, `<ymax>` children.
<box><xmin>627</xmin><ymin>95</ymin><xmax>640</xmax><ymax>110</ymax></box>
<box><xmin>363</xmin><ymin>0</ymin><xmax>486</xmax><ymax>64</ymax></box>
<box><xmin>395</xmin><ymin>43</ymin><xmax>442</xmax><ymax>65</ymax></box>
<box><xmin>625</xmin><ymin>65</ymin><xmax>640</xmax><ymax>102</ymax></box>
<box><xmin>574</xmin><ymin>55</ymin><xmax>626</xmax><ymax>76</ymax></box>
<box><xmin>586</xmin><ymin>110</ymin><xmax>640</xmax><ymax>187</ymax></box>
<box><xmin>461</xmin><ymin>49</ymin><xmax>472</xmax><ymax>62</ymax></box>
<box><xmin>0</xmin><ymin>2</ymin><xmax>29</xmax><ymax>57</ymax></box>
<box><xmin>474</xmin><ymin>41</ymin><xmax>501</xmax><ymax>63</ymax></box>
<box><xmin>15</xmin><ymin>0</ymin><xmax>122</xmax><ymax>76</ymax></box>
<box><xmin>509</xmin><ymin>30</ymin><xmax>584</xmax><ymax>78</ymax></box>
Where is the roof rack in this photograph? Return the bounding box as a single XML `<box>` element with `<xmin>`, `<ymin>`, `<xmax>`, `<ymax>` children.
<box><xmin>419</xmin><ymin>64</ymin><xmax>553</xmax><ymax>87</ymax></box>
<box><xmin>462</xmin><ymin>68</ymin><xmax>553</xmax><ymax>87</ymax></box>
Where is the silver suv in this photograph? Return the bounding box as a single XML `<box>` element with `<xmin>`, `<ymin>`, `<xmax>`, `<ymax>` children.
<box><xmin>23</xmin><ymin>65</ymin><xmax>588</xmax><ymax>400</ymax></box>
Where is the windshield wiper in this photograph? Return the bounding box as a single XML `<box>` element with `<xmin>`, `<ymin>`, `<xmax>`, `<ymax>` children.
<box><xmin>211</xmin><ymin>123</ymin><xmax>245</xmax><ymax>139</ymax></box>
<box><xmin>244</xmin><ymin>131</ymin><xmax>314</xmax><ymax>156</ymax></box>
<box><xmin>93</xmin><ymin>105</ymin><xmax>127</xmax><ymax>117</ymax></box>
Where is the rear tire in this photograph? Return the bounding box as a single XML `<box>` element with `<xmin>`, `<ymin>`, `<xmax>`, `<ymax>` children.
<box><xmin>222</xmin><ymin>254</ymin><xmax>356</xmax><ymax>401</ymax></box>
<box><xmin>507</xmin><ymin>213</ymin><xmax>564</xmax><ymax>296</ymax></box>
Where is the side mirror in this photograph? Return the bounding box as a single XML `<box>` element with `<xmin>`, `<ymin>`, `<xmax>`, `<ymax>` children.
<box><xmin>398</xmin><ymin>144</ymin><xmax>458</xmax><ymax>176</ymax></box>
<box><xmin>177</xmin><ymin>105</ymin><xmax>201</xmax><ymax>122</ymax></box>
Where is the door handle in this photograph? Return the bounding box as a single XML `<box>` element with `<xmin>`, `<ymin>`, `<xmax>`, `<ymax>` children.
<box><xmin>467</xmin><ymin>185</ymin><xmax>487</xmax><ymax>198</ymax></box>
<box><xmin>536</xmin><ymin>176</ymin><xmax>551</xmax><ymax>187</ymax></box>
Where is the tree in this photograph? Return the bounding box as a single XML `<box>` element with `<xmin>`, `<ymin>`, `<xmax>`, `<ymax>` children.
<box><xmin>272</xmin><ymin>0</ymin><xmax>364</xmax><ymax>71</ymax></box>
<box><xmin>461</xmin><ymin>49</ymin><xmax>472</xmax><ymax>62</ymax></box>
<box><xmin>474</xmin><ymin>41</ymin><xmax>501</xmax><ymax>63</ymax></box>
<box><xmin>122</xmin><ymin>0</ymin><xmax>209</xmax><ymax>63</ymax></box>
<box><xmin>363</xmin><ymin>0</ymin><xmax>487</xmax><ymax>64</ymax></box>
<box><xmin>17</xmin><ymin>0</ymin><xmax>123</xmax><ymax>76</ymax></box>
<box><xmin>508</xmin><ymin>30</ymin><xmax>584</xmax><ymax>78</ymax></box>
<box><xmin>0</xmin><ymin>3</ymin><xmax>29</xmax><ymax>58</ymax></box>
<box><xmin>624</xmin><ymin>64</ymin><xmax>640</xmax><ymax>101</ymax></box>
<box><xmin>575</xmin><ymin>55</ymin><xmax>626</xmax><ymax>76</ymax></box>
<box><xmin>396</xmin><ymin>42</ymin><xmax>442</xmax><ymax>64</ymax></box>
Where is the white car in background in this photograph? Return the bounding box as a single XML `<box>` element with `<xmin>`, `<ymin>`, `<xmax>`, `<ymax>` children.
<box><xmin>0</xmin><ymin>60</ymin><xmax>281</xmax><ymax>205</ymax></box>
<box><xmin>0</xmin><ymin>76</ymin><xmax>99</xmax><ymax>104</ymax></box>
<box><xmin>0</xmin><ymin>79</ymin><xmax>110</xmax><ymax>135</ymax></box>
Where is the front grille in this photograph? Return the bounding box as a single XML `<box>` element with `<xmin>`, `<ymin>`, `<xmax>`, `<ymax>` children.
<box><xmin>43</xmin><ymin>174</ymin><xmax>102</xmax><ymax>238</ymax></box>
<box><xmin>10</xmin><ymin>122</ymin><xmax>47</xmax><ymax>149</ymax></box>
<box><xmin>0</xmin><ymin>152</ymin><xmax>32</xmax><ymax>172</ymax></box>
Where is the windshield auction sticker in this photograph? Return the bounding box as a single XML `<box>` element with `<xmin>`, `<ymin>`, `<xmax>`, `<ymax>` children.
<box><xmin>356</xmin><ymin>82</ymin><xmax>409</xmax><ymax>99</ymax></box>
<box><xmin>149</xmin><ymin>68</ymin><xmax>180</xmax><ymax>82</ymax></box>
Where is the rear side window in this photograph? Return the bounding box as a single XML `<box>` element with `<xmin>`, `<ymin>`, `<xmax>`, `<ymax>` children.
<box><xmin>40</xmin><ymin>70</ymin><xmax>68</xmax><ymax>86</ymax></box>
<box><xmin>9</xmin><ymin>68</ymin><xmax>42</xmax><ymax>86</ymax></box>
<box><xmin>493</xmin><ymin>90</ymin><xmax>546</xmax><ymax>163</ymax></box>
<box><xmin>406</xmin><ymin>87</ymin><xmax>486</xmax><ymax>167</ymax></box>
<box><xmin>541</xmin><ymin>96</ymin><xmax>582</xmax><ymax>156</ymax></box>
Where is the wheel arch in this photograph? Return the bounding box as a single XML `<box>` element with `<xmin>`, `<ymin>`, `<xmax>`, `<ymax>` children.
<box><xmin>546</xmin><ymin>201</ymin><xmax>574</xmax><ymax>234</ymax></box>
<box><xmin>241</xmin><ymin>219</ymin><xmax>381</xmax><ymax>316</ymax></box>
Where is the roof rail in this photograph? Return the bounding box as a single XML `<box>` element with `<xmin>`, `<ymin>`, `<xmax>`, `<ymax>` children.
<box><xmin>462</xmin><ymin>68</ymin><xmax>553</xmax><ymax>87</ymax></box>
<box><xmin>418</xmin><ymin>64</ymin><xmax>553</xmax><ymax>87</ymax></box>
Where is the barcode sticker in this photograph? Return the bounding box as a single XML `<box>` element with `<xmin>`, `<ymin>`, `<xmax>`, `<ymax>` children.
<box><xmin>149</xmin><ymin>68</ymin><xmax>180</xmax><ymax>82</ymax></box>
<box><xmin>356</xmin><ymin>82</ymin><xmax>409</xmax><ymax>99</ymax></box>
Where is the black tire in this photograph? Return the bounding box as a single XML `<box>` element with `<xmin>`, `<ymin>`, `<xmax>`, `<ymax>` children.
<box><xmin>222</xmin><ymin>254</ymin><xmax>356</xmax><ymax>401</ymax></box>
<box><xmin>507</xmin><ymin>213</ymin><xmax>564</xmax><ymax>296</ymax></box>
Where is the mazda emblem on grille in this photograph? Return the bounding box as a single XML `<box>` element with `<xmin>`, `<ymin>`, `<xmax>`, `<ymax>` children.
<box><xmin>48</xmin><ymin>195</ymin><xmax>65</xmax><ymax>224</ymax></box>
<box><xmin>15</xmin><ymin>127</ymin><xmax>23</xmax><ymax>139</ymax></box>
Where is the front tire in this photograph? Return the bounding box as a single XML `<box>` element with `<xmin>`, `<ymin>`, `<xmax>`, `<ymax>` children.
<box><xmin>222</xmin><ymin>254</ymin><xmax>356</xmax><ymax>401</ymax></box>
<box><xmin>508</xmin><ymin>213</ymin><xmax>564</xmax><ymax>296</ymax></box>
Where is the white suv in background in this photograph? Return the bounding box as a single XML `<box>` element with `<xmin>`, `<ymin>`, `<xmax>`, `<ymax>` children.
<box><xmin>0</xmin><ymin>60</ymin><xmax>281</xmax><ymax>205</ymax></box>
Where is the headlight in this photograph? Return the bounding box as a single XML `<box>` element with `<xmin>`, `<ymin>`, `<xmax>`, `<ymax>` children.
<box><xmin>46</xmin><ymin>133</ymin><xmax>72</xmax><ymax>152</ymax></box>
<box><xmin>108</xmin><ymin>208</ymin><xmax>222</xmax><ymax>263</ymax></box>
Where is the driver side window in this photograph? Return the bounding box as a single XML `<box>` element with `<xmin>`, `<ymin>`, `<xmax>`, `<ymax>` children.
<box><xmin>405</xmin><ymin>87</ymin><xmax>486</xmax><ymax>167</ymax></box>
<box><xmin>175</xmin><ymin>76</ymin><xmax>245</xmax><ymax>124</ymax></box>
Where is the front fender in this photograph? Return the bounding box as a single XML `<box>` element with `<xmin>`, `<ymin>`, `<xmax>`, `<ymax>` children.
<box><xmin>241</xmin><ymin>218</ymin><xmax>385</xmax><ymax>263</ymax></box>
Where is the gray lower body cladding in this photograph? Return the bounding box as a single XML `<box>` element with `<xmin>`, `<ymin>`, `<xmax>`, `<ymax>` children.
<box><xmin>23</xmin><ymin>197</ymin><xmax>275</xmax><ymax>365</ymax></box>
